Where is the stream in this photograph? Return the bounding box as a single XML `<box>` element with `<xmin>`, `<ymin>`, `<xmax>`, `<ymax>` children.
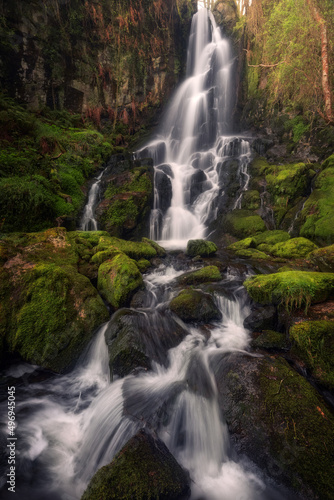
<box><xmin>0</xmin><ymin>8</ymin><xmax>291</xmax><ymax>500</ymax></box>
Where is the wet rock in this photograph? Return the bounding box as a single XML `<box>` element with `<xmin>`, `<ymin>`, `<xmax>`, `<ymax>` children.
<box><xmin>214</xmin><ymin>354</ymin><xmax>334</xmax><ymax>500</ymax></box>
<box><xmin>170</xmin><ymin>289</ymin><xmax>222</xmax><ymax>323</ymax></box>
<box><xmin>155</xmin><ymin>170</ymin><xmax>173</xmax><ymax>214</ymax></box>
<box><xmin>81</xmin><ymin>429</ymin><xmax>190</xmax><ymax>500</ymax></box>
<box><xmin>177</xmin><ymin>265</ymin><xmax>222</xmax><ymax>286</ymax></box>
<box><xmin>157</xmin><ymin>163</ymin><xmax>174</xmax><ymax>178</ymax></box>
<box><xmin>189</xmin><ymin>169</ymin><xmax>210</xmax><ymax>204</ymax></box>
<box><xmin>244</xmin><ymin>305</ymin><xmax>276</xmax><ymax>332</ymax></box>
<box><xmin>251</xmin><ymin>330</ymin><xmax>288</xmax><ymax>350</ymax></box>
<box><xmin>186</xmin><ymin>239</ymin><xmax>217</xmax><ymax>257</ymax></box>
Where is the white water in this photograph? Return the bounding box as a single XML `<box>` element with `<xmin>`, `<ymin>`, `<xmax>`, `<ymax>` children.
<box><xmin>137</xmin><ymin>9</ymin><xmax>252</xmax><ymax>250</ymax></box>
<box><xmin>80</xmin><ymin>170</ymin><xmax>104</xmax><ymax>230</ymax></box>
<box><xmin>2</xmin><ymin>264</ymin><xmax>282</xmax><ymax>499</ymax></box>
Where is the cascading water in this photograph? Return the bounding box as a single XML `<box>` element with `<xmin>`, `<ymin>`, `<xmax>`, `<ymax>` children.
<box><xmin>137</xmin><ymin>8</ymin><xmax>253</xmax><ymax>249</ymax></box>
<box><xmin>80</xmin><ymin>171</ymin><xmax>104</xmax><ymax>230</ymax></box>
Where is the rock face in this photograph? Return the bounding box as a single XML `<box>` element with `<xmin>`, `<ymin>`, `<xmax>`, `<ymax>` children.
<box><xmin>0</xmin><ymin>0</ymin><xmax>195</xmax><ymax>128</ymax></box>
<box><xmin>169</xmin><ymin>289</ymin><xmax>222</xmax><ymax>323</ymax></box>
<box><xmin>81</xmin><ymin>429</ymin><xmax>191</xmax><ymax>500</ymax></box>
<box><xmin>214</xmin><ymin>354</ymin><xmax>334</xmax><ymax>500</ymax></box>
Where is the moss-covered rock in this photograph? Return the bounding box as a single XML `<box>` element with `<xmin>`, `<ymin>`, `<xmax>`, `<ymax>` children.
<box><xmin>241</xmin><ymin>190</ymin><xmax>261</xmax><ymax>210</ymax></box>
<box><xmin>186</xmin><ymin>239</ymin><xmax>217</xmax><ymax>257</ymax></box>
<box><xmin>96</xmin><ymin>162</ymin><xmax>154</xmax><ymax>239</ymax></box>
<box><xmin>270</xmin><ymin>237</ymin><xmax>318</xmax><ymax>259</ymax></box>
<box><xmin>177</xmin><ymin>266</ymin><xmax>222</xmax><ymax>286</ymax></box>
<box><xmin>136</xmin><ymin>259</ymin><xmax>151</xmax><ymax>272</ymax></box>
<box><xmin>235</xmin><ymin>248</ymin><xmax>270</xmax><ymax>260</ymax></box>
<box><xmin>308</xmin><ymin>244</ymin><xmax>334</xmax><ymax>272</ymax></box>
<box><xmin>0</xmin><ymin>228</ymin><xmax>109</xmax><ymax>371</ymax></box>
<box><xmin>252</xmin><ymin>230</ymin><xmax>291</xmax><ymax>247</ymax></box>
<box><xmin>98</xmin><ymin>254</ymin><xmax>143</xmax><ymax>309</ymax></box>
<box><xmin>223</xmin><ymin>210</ymin><xmax>266</xmax><ymax>239</ymax></box>
<box><xmin>216</xmin><ymin>355</ymin><xmax>334</xmax><ymax>499</ymax></box>
<box><xmin>170</xmin><ymin>289</ymin><xmax>222</xmax><ymax>323</ymax></box>
<box><xmin>244</xmin><ymin>271</ymin><xmax>334</xmax><ymax>312</ymax></box>
<box><xmin>251</xmin><ymin>330</ymin><xmax>288</xmax><ymax>350</ymax></box>
<box><xmin>97</xmin><ymin>236</ymin><xmax>160</xmax><ymax>261</ymax></box>
<box><xmin>227</xmin><ymin>237</ymin><xmax>256</xmax><ymax>251</ymax></box>
<box><xmin>81</xmin><ymin>429</ymin><xmax>190</xmax><ymax>500</ymax></box>
<box><xmin>300</xmin><ymin>155</ymin><xmax>334</xmax><ymax>245</ymax></box>
<box><xmin>91</xmin><ymin>248</ymin><xmax>122</xmax><ymax>265</ymax></box>
<box><xmin>290</xmin><ymin>320</ymin><xmax>334</xmax><ymax>390</ymax></box>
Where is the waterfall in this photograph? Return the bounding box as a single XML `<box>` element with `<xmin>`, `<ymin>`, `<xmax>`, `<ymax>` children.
<box><xmin>137</xmin><ymin>8</ymin><xmax>252</xmax><ymax>249</ymax></box>
<box><xmin>80</xmin><ymin>170</ymin><xmax>104</xmax><ymax>231</ymax></box>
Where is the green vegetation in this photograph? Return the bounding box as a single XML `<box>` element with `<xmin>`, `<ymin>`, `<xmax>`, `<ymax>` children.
<box><xmin>251</xmin><ymin>330</ymin><xmax>288</xmax><ymax>350</ymax></box>
<box><xmin>223</xmin><ymin>210</ymin><xmax>266</xmax><ymax>239</ymax></box>
<box><xmin>309</xmin><ymin>244</ymin><xmax>334</xmax><ymax>272</ymax></box>
<box><xmin>178</xmin><ymin>266</ymin><xmax>222</xmax><ymax>286</ymax></box>
<box><xmin>290</xmin><ymin>320</ymin><xmax>334</xmax><ymax>390</ymax></box>
<box><xmin>244</xmin><ymin>271</ymin><xmax>334</xmax><ymax>312</ymax></box>
<box><xmin>169</xmin><ymin>289</ymin><xmax>221</xmax><ymax>323</ymax></box>
<box><xmin>97</xmin><ymin>236</ymin><xmax>159</xmax><ymax>260</ymax></box>
<box><xmin>0</xmin><ymin>93</ymin><xmax>113</xmax><ymax>232</ymax></box>
<box><xmin>186</xmin><ymin>239</ymin><xmax>218</xmax><ymax>257</ymax></box>
<box><xmin>81</xmin><ymin>430</ymin><xmax>190</xmax><ymax>500</ymax></box>
<box><xmin>97</xmin><ymin>253</ymin><xmax>143</xmax><ymax>309</ymax></box>
<box><xmin>270</xmin><ymin>237</ymin><xmax>318</xmax><ymax>259</ymax></box>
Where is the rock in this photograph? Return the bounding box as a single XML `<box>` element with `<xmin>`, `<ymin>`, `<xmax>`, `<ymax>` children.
<box><xmin>105</xmin><ymin>308</ymin><xmax>188</xmax><ymax>375</ymax></box>
<box><xmin>170</xmin><ymin>289</ymin><xmax>222</xmax><ymax>323</ymax></box>
<box><xmin>300</xmin><ymin>155</ymin><xmax>334</xmax><ymax>245</ymax></box>
<box><xmin>251</xmin><ymin>330</ymin><xmax>288</xmax><ymax>350</ymax></box>
<box><xmin>98</xmin><ymin>254</ymin><xmax>143</xmax><ymax>309</ymax></box>
<box><xmin>244</xmin><ymin>271</ymin><xmax>334</xmax><ymax>312</ymax></box>
<box><xmin>135</xmin><ymin>259</ymin><xmax>151</xmax><ymax>272</ymax></box>
<box><xmin>309</xmin><ymin>244</ymin><xmax>334</xmax><ymax>272</ymax></box>
<box><xmin>241</xmin><ymin>190</ymin><xmax>261</xmax><ymax>211</ymax></box>
<box><xmin>214</xmin><ymin>354</ymin><xmax>334</xmax><ymax>499</ymax></box>
<box><xmin>235</xmin><ymin>248</ymin><xmax>270</xmax><ymax>260</ymax></box>
<box><xmin>212</xmin><ymin>0</ymin><xmax>238</xmax><ymax>38</ymax></box>
<box><xmin>270</xmin><ymin>237</ymin><xmax>318</xmax><ymax>259</ymax></box>
<box><xmin>156</xmin><ymin>163</ymin><xmax>174</xmax><ymax>178</ymax></box>
<box><xmin>186</xmin><ymin>239</ymin><xmax>217</xmax><ymax>257</ymax></box>
<box><xmin>155</xmin><ymin>170</ymin><xmax>173</xmax><ymax>213</ymax></box>
<box><xmin>244</xmin><ymin>305</ymin><xmax>276</xmax><ymax>332</ymax></box>
<box><xmin>228</xmin><ymin>237</ymin><xmax>256</xmax><ymax>251</ymax></box>
<box><xmin>177</xmin><ymin>266</ymin><xmax>222</xmax><ymax>286</ymax></box>
<box><xmin>290</xmin><ymin>320</ymin><xmax>334</xmax><ymax>390</ymax></box>
<box><xmin>222</xmin><ymin>210</ymin><xmax>266</xmax><ymax>239</ymax></box>
<box><xmin>0</xmin><ymin>228</ymin><xmax>109</xmax><ymax>372</ymax></box>
<box><xmin>97</xmin><ymin>236</ymin><xmax>159</xmax><ymax>260</ymax></box>
<box><xmin>81</xmin><ymin>429</ymin><xmax>190</xmax><ymax>500</ymax></box>
<box><xmin>189</xmin><ymin>169</ymin><xmax>210</xmax><ymax>204</ymax></box>
<box><xmin>252</xmin><ymin>230</ymin><xmax>291</xmax><ymax>247</ymax></box>
<box><xmin>141</xmin><ymin>237</ymin><xmax>167</xmax><ymax>257</ymax></box>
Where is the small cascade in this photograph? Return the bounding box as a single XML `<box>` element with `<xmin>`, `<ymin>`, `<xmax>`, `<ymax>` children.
<box><xmin>80</xmin><ymin>170</ymin><xmax>104</xmax><ymax>230</ymax></box>
<box><xmin>137</xmin><ymin>9</ymin><xmax>253</xmax><ymax>249</ymax></box>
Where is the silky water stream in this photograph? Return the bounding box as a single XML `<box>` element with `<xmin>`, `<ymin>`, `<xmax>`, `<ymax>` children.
<box><xmin>1</xmin><ymin>8</ymin><xmax>287</xmax><ymax>500</ymax></box>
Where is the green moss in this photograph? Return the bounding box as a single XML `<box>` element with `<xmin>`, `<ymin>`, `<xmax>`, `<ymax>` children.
<box><xmin>169</xmin><ymin>289</ymin><xmax>221</xmax><ymax>323</ymax></box>
<box><xmin>186</xmin><ymin>239</ymin><xmax>218</xmax><ymax>257</ymax></box>
<box><xmin>235</xmin><ymin>248</ymin><xmax>270</xmax><ymax>260</ymax></box>
<box><xmin>99</xmin><ymin>237</ymin><xmax>158</xmax><ymax>260</ymax></box>
<box><xmin>244</xmin><ymin>271</ymin><xmax>334</xmax><ymax>312</ymax></box>
<box><xmin>252</xmin><ymin>330</ymin><xmax>288</xmax><ymax>350</ymax></box>
<box><xmin>178</xmin><ymin>266</ymin><xmax>222</xmax><ymax>286</ymax></box>
<box><xmin>97</xmin><ymin>254</ymin><xmax>143</xmax><ymax>309</ymax></box>
<box><xmin>136</xmin><ymin>259</ymin><xmax>151</xmax><ymax>272</ymax></box>
<box><xmin>241</xmin><ymin>190</ymin><xmax>261</xmax><ymax>210</ymax></box>
<box><xmin>228</xmin><ymin>237</ymin><xmax>256</xmax><ymax>251</ymax></box>
<box><xmin>270</xmin><ymin>237</ymin><xmax>318</xmax><ymax>259</ymax></box>
<box><xmin>290</xmin><ymin>320</ymin><xmax>334</xmax><ymax>390</ymax></box>
<box><xmin>91</xmin><ymin>248</ymin><xmax>121</xmax><ymax>265</ymax></box>
<box><xmin>141</xmin><ymin>238</ymin><xmax>166</xmax><ymax>257</ymax></box>
<box><xmin>9</xmin><ymin>263</ymin><xmax>108</xmax><ymax>372</ymax></box>
<box><xmin>81</xmin><ymin>430</ymin><xmax>190</xmax><ymax>500</ymax></box>
<box><xmin>300</xmin><ymin>157</ymin><xmax>334</xmax><ymax>245</ymax></box>
<box><xmin>252</xmin><ymin>230</ymin><xmax>291</xmax><ymax>247</ymax></box>
<box><xmin>223</xmin><ymin>210</ymin><xmax>266</xmax><ymax>238</ymax></box>
<box><xmin>258</xmin><ymin>357</ymin><xmax>334</xmax><ymax>499</ymax></box>
<box><xmin>309</xmin><ymin>244</ymin><xmax>334</xmax><ymax>272</ymax></box>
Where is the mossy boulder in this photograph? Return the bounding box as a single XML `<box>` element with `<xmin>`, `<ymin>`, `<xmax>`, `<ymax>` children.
<box><xmin>96</xmin><ymin>162</ymin><xmax>154</xmax><ymax>239</ymax></box>
<box><xmin>290</xmin><ymin>320</ymin><xmax>334</xmax><ymax>390</ymax></box>
<box><xmin>186</xmin><ymin>239</ymin><xmax>217</xmax><ymax>257</ymax></box>
<box><xmin>142</xmin><ymin>237</ymin><xmax>166</xmax><ymax>257</ymax></box>
<box><xmin>97</xmin><ymin>236</ymin><xmax>160</xmax><ymax>260</ymax></box>
<box><xmin>223</xmin><ymin>210</ymin><xmax>266</xmax><ymax>239</ymax></box>
<box><xmin>300</xmin><ymin>155</ymin><xmax>334</xmax><ymax>245</ymax></box>
<box><xmin>227</xmin><ymin>237</ymin><xmax>256</xmax><ymax>251</ymax></box>
<box><xmin>251</xmin><ymin>330</ymin><xmax>288</xmax><ymax>350</ymax></box>
<box><xmin>252</xmin><ymin>230</ymin><xmax>291</xmax><ymax>247</ymax></box>
<box><xmin>241</xmin><ymin>190</ymin><xmax>261</xmax><ymax>210</ymax></box>
<box><xmin>91</xmin><ymin>248</ymin><xmax>122</xmax><ymax>265</ymax></box>
<box><xmin>235</xmin><ymin>248</ymin><xmax>270</xmax><ymax>260</ymax></box>
<box><xmin>170</xmin><ymin>289</ymin><xmax>222</xmax><ymax>323</ymax></box>
<box><xmin>215</xmin><ymin>355</ymin><xmax>334</xmax><ymax>499</ymax></box>
<box><xmin>177</xmin><ymin>266</ymin><xmax>222</xmax><ymax>286</ymax></box>
<box><xmin>270</xmin><ymin>237</ymin><xmax>318</xmax><ymax>259</ymax></box>
<box><xmin>244</xmin><ymin>271</ymin><xmax>334</xmax><ymax>312</ymax></box>
<box><xmin>81</xmin><ymin>429</ymin><xmax>190</xmax><ymax>500</ymax></box>
<box><xmin>136</xmin><ymin>259</ymin><xmax>151</xmax><ymax>272</ymax></box>
<box><xmin>98</xmin><ymin>254</ymin><xmax>143</xmax><ymax>309</ymax></box>
<box><xmin>308</xmin><ymin>244</ymin><xmax>334</xmax><ymax>272</ymax></box>
<box><xmin>0</xmin><ymin>228</ymin><xmax>109</xmax><ymax>371</ymax></box>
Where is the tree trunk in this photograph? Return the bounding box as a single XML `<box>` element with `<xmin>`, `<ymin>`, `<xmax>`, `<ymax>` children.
<box><xmin>306</xmin><ymin>0</ymin><xmax>333</xmax><ymax>123</ymax></box>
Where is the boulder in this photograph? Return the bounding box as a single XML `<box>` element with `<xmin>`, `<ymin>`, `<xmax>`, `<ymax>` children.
<box><xmin>155</xmin><ymin>170</ymin><xmax>173</xmax><ymax>213</ymax></box>
<box><xmin>270</xmin><ymin>237</ymin><xmax>318</xmax><ymax>259</ymax></box>
<box><xmin>222</xmin><ymin>210</ymin><xmax>266</xmax><ymax>239</ymax></box>
<box><xmin>177</xmin><ymin>266</ymin><xmax>222</xmax><ymax>286</ymax></box>
<box><xmin>98</xmin><ymin>254</ymin><xmax>143</xmax><ymax>309</ymax></box>
<box><xmin>81</xmin><ymin>429</ymin><xmax>190</xmax><ymax>500</ymax></box>
<box><xmin>170</xmin><ymin>289</ymin><xmax>222</xmax><ymax>323</ymax></box>
<box><xmin>244</xmin><ymin>305</ymin><xmax>276</xmax><ymax>332</ymax></box>
<box><xmin>186</xmin><ymin>239</ymin><xmax>217</xmax><ymax>257</ymax></box>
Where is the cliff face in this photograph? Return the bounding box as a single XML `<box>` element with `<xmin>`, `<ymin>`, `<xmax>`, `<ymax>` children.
<box><xmin>0</xmin><ymin>0</ymin><xmax>196</xmax><ymax>127</ymax></box>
